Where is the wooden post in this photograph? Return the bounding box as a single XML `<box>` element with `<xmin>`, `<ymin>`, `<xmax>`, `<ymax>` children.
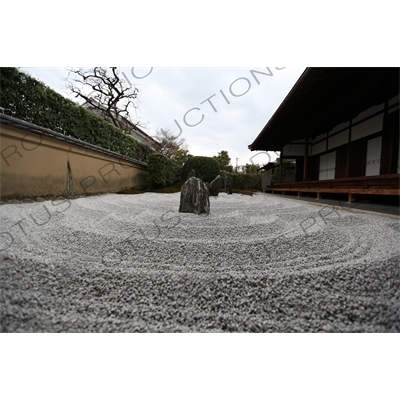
<box><xmin>279</xmin><ymin>147</ymin><xmax>283</xmax><ymax>183</ymax></box>
<box><xmin>303</xmin><ymin>134</ymin><xmax>309</xmax><ymax>182</ymax></box>
<box><xmin>346</xmin><ymin>128</ymin><xmax>351</xmax><ymax>178</ymax></box>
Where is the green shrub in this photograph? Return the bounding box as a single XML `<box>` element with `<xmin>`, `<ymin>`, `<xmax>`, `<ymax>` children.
<box><xmin>220</xmin><ymin>172</ymin><xmax>262</xmax><ymax>190</ymax></box>
<box><xmin>271</xmin><ymin>159</ymin><xmax>296</xmax><ymax>183</ymax></box>
<box><xmin>147</xmin><ymin>153</ymin><xmax>181</xmax><ymax>189</ymax></box>
<box><xmin>0</xmin><ymin>67</ymin><xmax>153</xmax><ymax>163</ymax></box>
<box><xmin>191</xmin><ymin>156</ymin><xmax>220</xmax><ymax>183</ymax></box>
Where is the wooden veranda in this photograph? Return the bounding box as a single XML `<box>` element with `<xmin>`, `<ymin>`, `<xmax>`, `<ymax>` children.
<box><xmin>264</xmin><ymin>173</ymin><xmax>400</xmax><ymax>203</ymax></box>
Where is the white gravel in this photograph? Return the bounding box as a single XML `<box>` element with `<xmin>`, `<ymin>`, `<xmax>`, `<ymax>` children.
<box><xmin>1</xmin><ymin>192</ymin><xmax>399</xmax><ymax>332</ymax></box>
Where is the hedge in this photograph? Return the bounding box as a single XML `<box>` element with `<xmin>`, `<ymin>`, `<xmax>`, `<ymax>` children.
<box><xmin>191</xmin><ymin>156</ymin><xmax>220</xmax><ymax>183</ymax></box>
<box><xmin>0</xmin><ymin>67</ymin><xmax>153</xmax><ymax>163</ymax></box>
<box><xmin>220</xmin><ymin>172</ymin><xmax>262</xmax><ymax>190</ymax></box>
<box><xmin>147</xmin><ymin>153</ymin><xmax>181</xmax><ymax>189</ymax></box>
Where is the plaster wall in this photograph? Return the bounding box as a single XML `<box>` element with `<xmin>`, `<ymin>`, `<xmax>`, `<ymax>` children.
<box><xmin>0</xmin><ymin>124</ymin><xmax>148</xmax><ymax>199</ymax></box>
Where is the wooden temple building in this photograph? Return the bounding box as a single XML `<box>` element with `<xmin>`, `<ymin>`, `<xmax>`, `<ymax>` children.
<box><xmin>249</xmin><ymin>68</ymin><xmax>400</xmax><ymax>203</ymax></box>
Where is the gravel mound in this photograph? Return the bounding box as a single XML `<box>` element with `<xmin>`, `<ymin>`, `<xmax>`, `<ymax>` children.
<box><xmin>1</xmin><ymin>192</ymin><xmax>399</xmax><ymax>332</ymax></box>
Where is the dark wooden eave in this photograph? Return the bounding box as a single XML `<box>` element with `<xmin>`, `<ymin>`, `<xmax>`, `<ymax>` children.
<box><xmin>248</xmin><ymin>67</ymin><xmax>400</xmax><ymax>152</ymax></box>
<box><xmin>258</xmin><ymin>162</ymin><xmax>275</xmax><ymax>172</ymax></box>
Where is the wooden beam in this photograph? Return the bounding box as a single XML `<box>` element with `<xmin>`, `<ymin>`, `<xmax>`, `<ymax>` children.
<box><xmin>346</xmin><ymin>123</ymin><xmax>352</xmax><ymax>178</ymax></box>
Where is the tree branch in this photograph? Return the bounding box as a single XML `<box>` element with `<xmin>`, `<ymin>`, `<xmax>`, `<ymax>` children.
<box><xmin>67</xmin><ymin>67</ymin><xmax>141</xmax><ymax>132</ymax></box>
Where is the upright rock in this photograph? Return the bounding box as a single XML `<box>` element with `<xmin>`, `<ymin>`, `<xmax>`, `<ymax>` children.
<box><xmin>179</xmin><ymin>177</ymin><xmax>210</xmax><ymax>215</ymax></box>
<box><xmin>209</xmin><ymin>175</ymin><xmax>222</xmax><ymax>196</ymax></box>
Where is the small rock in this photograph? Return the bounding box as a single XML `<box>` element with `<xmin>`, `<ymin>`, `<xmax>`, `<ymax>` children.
<box><xmin>6</xmin><ymin>199</ymin><xmax>21</xmax><ymax>204</ymax></box>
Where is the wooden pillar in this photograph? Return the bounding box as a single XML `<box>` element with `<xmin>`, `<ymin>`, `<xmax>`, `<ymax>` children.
<box><xmin>279</xmin><ymin>147</ymin><xmax>283</xmax><ymax>183</ymax></box>
<box><xmin>303</xmin><ymin>134</ymin><xmax>309</xmax><ymax>182</ymax></box>
<box><xmin>381</xmin><ymin>107</ymin><xmax>399</xmax><ymax>174</ymax></box>
<box><xmin>346</xmin><ymin>123</ymin><xmax>352</xmax><ymax>178</ymax></box>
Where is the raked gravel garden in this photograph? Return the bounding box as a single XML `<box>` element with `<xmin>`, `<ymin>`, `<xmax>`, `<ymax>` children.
<box><xmin>1</xmin><ymin>192</ymin><xmax>399</xmax><ymax>332</ymax></box>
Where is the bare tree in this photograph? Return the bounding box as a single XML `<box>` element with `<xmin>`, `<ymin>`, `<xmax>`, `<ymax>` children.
<box><xmin>154</xmin><ymin>128</ymin><xmax>187</xmax><ymax>158</ymax></box>
<box><xmin>66</xmin><ymin>67</ymin><xmax>144</xmax><ymax>130</ymax></box>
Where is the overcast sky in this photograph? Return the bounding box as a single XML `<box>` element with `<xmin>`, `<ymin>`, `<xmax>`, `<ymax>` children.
<box><xmin>21</xmin><ymin>67</ymin><xmax>305</xmax><ymax>167</ymax></box>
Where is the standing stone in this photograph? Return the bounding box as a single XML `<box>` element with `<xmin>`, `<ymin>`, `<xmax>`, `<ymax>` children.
<box><xmin>209</xmin><ymin>175</ymin><xmax>222</xmax><ymax>196</ymax></box>
<box><xmin>179</xmin><ymin>177</ymin><xmax>210</xmax><ymax>215</ymax></box>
